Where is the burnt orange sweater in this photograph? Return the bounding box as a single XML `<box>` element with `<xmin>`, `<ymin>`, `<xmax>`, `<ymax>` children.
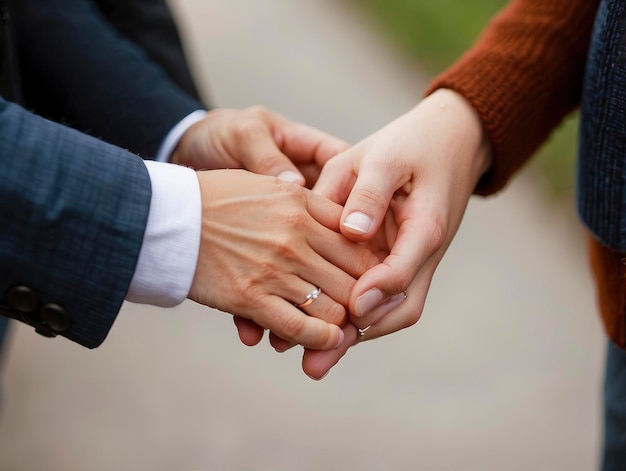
<box><xmin>427</xmin><ymin>0</ymin><xmax>626</xmax><ymax>346</ymax></box>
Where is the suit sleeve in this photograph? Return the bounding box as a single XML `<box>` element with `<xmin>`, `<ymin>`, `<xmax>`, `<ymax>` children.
<box><xmin>0</xmin><ymin>98</ymin><xmax>152</xmax><ymax>348</ymax></box>
<box><xmin>93</xmin><ymin>0</ymin><xmax>203</xmax><ymax>102</ymax></box>
<box><xmin>10</xmin><ymin>0</ymin><xmax>204</xmax><ymax>158</ymax></box>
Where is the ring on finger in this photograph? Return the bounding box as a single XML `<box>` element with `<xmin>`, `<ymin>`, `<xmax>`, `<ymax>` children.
<box><xmin>355</xmin><ymin>325</ymin><xmax>371</xmax><ymax>343</ymax></box>
<box><xmin>295</xmin><ymin>287</ymin><xmax>322</xmax><ymax>309</ymax></box>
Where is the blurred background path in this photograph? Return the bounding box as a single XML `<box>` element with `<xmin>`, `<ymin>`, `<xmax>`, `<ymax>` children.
<box><xmin>0</xmin><ymin>1</ymin><xmax>605</xmax><ymax>470</ymax></box>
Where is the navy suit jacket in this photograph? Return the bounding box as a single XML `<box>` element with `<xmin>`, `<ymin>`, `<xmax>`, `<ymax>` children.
<box><xmin>12</xmin><ymin>0</ymin><xmax>205</xmax><ymax>157</ymax></box>
<box><xmin>0</xmin><ymin>0</ymin><xmax>204</xmax><ymax>347</ymax></box>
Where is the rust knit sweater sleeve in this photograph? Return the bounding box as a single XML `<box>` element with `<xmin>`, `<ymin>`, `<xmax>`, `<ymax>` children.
<box><xmin>426</xmin><ymin>0</ymin><xmax>600</xmax><ymax>195</ymax></box>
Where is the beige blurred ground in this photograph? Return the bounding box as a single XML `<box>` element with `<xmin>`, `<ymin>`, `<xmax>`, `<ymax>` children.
<box><xmin>0</xmin><ymin>1</ymin><xmax>605</xmax><ymax>470</ymax></box>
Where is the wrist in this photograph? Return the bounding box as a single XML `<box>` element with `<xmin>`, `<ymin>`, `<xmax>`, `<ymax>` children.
<box><xmin>426</xmin><ymin>88</ymin><xmax>492</xmax><ymax>186</ymax></box>
<box><xmin>127</xmin><ymin>161</ymin><xmax>202</xmax><ymax>307</ymax></box>
<box><xmin>164</xmin><ymin>110</ymin><xmax>209</xmax><ymax>167</ymax></box>
<box><xmin>169</xmin><ymin>121</ymin><xmax>196</xmax><ymax>167</ymax></box>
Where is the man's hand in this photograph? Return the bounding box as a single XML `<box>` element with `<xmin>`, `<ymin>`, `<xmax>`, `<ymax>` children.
<box><xmin>189</xmin><ymin>169</ymin><xmax>379</xmax><ymax>350</ymax></box>
<box><xmin>170</xmin><ymin>106</ymin><xmax>348</xmax><ymax>187</ymax></box>
<box><xmin>171</xmin><ymin>106</ymin><xmax>352</xmax><ymax>348</ymax></box>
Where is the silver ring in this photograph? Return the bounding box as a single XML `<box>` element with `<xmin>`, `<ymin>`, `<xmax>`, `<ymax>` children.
<box><xmin>356</xmin><ymin>325</ymin><xmax>371</xmax><ymax>342</ymax></box>
<box><xmin>296</xmin><ymin>287</ymin><xmax>321</xmax><ymax>308</ymax></box>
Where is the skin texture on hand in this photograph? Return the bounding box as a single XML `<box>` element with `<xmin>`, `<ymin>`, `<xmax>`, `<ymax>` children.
<box><xmin>170</xmin><ymin>106</ymin><xmax>348</xmax><ymax>187</ymax></box>
<box><xmin>302</xmin><ymin>89</ymin><xmax>493</xmax><ymax>378</ymax></box>
<box><xmin>189</xmin><ymin>169</ymin><xmax>380</xmax><ymax>350</ymax></box>
<box><xmin>170</xmin><ymin>105</ymin><xmax>358</xmax><ymax>350</ymax></box>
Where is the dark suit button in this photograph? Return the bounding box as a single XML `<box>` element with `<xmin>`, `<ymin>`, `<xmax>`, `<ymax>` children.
<box><xmin>7</xmin><ymin>285</ymin><xmax>39</xmax><ymax>313</ymax></box>
<box><xmin>39</xmin><ymin>303</ymin><xmax>71</xmax><ymax>333</ymax></box>
<box><xmin>35</xmin><ymin>324</ymin><xmax>57</xmax><ymax>338</ymax></box>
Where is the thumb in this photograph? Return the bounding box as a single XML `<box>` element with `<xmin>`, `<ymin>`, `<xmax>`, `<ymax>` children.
<box><xmin>339</xmin><ymin>163</ymin><xmax>398</xmax><ymax>242</ymax></box>
<box><xmin>312</xmin><ymin>152</ymin><xmax>356</xmax><ymax>204</ymax></box>
<box><xmin>233</xmin><ymin>125</ymin><xmax>306</xmax><ymax>185</ymax></box>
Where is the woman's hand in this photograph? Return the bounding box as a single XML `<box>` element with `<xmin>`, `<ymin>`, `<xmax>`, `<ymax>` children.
<box><xmin>302</xmin><ymin>89</ymin><xmax>493</xmax><ymax>377</ymax></box>
<box><xmin>170</xmin><ymin>106</ymin><xmax>348</xmax><ymax>187</ymax></box>
<box><xmin>189</xmin><ymin>169</ymin><xmax>379</xmax><ymax>350</ymax></box>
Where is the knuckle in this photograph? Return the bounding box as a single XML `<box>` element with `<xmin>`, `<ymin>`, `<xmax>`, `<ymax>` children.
<box><xmin>274</xmin><ymin>176</ymin><xmax>301</xmax><ymax>194</ymax></box>
<box><xmin>351</xmin><ymin>185</ymin><xmax>389</xmax><ymax>213</ymax></box>
<box><xmin>281</xmin><ymin>314</ymin><xmax>307</xmax><ymax>341</ymax></box>
<box><xmin>280</xmin><ymin>206</ymin><xmax>308</xmax><ymax>228</ymax></box>
<box><xmin>276</xmin><ymin>180</ymin><xmax>309</xmax><ymax>207</ymax></box>
<box><xmin>235</xmin><ymin>261</ymin><xmax>282</xmax><ymax>299</ymax></box>
<box><xmin>380</xmin><ymin>258</ymin><xmax>414</xmax><ymax>294</ymax></box>
<box><xmin>423</xmin><ymin>210</ymin><xmax>448</xmax><ymax>253</ymax></box>
<box><xmin>233</xmin><ymin>120</ymin><xmax>265</xmax><ymax>142</ymax></box>
<box><xmin>386</xmin><ymin>274</ymin><xmax>413</xmax><ymax>296</ymax></box>
<box><xmin>323</xmin><ymin>303</ymin><xmax>347</xmax><ymax>326</ymax></box>
<box><xmin>252</xmin><ymin>154</ymin><xmax>281</xmax><ymax>175</ymax></box>
<box><xmin>232</xmin><ymin>280</ymin><xmax>264</xmax><ymax>311</ymax></box>
<box><xmin>365</xmin><ymin>147</ymin><xmax>411</xmax><ymax>174</ymax></box>
<box><xmin>256</xmin><ymin>259</ymin><xmax>282</xmax><ymax>281</ymax></box>
<box><xmin>266</xmin><ymin>233</ymin><xmax>299</xmax><ymax>259</ymax></box>
<box><xmin>336</xmin><ymin>277</ymin><xmax>356</xmax><ymax>304</ymax></box>
<box><xmin>355</xmin><ymin>248</ymin><xmax>381</xmax><ymax>273</ymax></box>
<box><xmin>322</xmin><ymin>155</ymin><xmax>344</xmax><ymax>172</ymax></box>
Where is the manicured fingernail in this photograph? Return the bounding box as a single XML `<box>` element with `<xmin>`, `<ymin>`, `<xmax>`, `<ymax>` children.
<box><xmin>334</xmin><ymin>328</ymin><xmax>345</xmax><ymax>349</ymax></box>
<box><xmin>355</xmin><ymin>288</ymin><xmax>384</xmax><ymax>317</ymax></box>
<box><xmin>343</xmin><ymin>212</ymin><xmax>373</xmax><ymax>234</ymax></box>
<box><xmin>277</xmin><ymin>170</ymin><xmax>303</xmax><ymax>183</ymax></box>
<box><xmin>370</xmin><ymin>291</ymin><xmax>407</xmax><ymax>318</ymax></box>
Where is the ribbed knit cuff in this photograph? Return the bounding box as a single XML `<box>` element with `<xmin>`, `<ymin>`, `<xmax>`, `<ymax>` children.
<box><xmin>425</xmin><ymin>0</ymin><xmax>598</xmax><ymax>195</ymax></box>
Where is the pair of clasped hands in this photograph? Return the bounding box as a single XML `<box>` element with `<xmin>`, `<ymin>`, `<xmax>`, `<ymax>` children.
<box><xmin>173</xmin><ymin>89</ymin><xmax>491</xmax><ymax>379</ymax></box>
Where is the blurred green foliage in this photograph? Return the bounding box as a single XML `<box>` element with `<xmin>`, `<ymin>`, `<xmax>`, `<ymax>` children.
<box><xmin>352</xmin><ymin>0</ymin><xmax>578</xmax><ymax>197</ymax></box>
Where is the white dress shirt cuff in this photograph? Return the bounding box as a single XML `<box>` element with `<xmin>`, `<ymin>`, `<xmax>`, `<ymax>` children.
<box><xmin>126</xmin><ymin>160</ymin><xmax>201</xmax><ymax>307</ymax></box>
<box><xmin>155</xmin><ymin>109</ymin><xmax>208</xmax><ymax>162</ymax></box>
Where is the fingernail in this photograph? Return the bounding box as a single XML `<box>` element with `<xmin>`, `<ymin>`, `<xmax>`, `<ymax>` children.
<box><xmin>334</xmin><ymin>328</ymin><xmax>345</xmax><ymax>349</ymax></box>
<box><xmin>277</xmin><ymin>170</ymin><xmax>303</xmax><ymax>183</ymax></box>
<box><xmin>343</xmin><ymin>212</ymin><xmax>373</xmax><ymax>234</ymax></box>
<box><xmin>369</xmin><ymin>291</ymin><xmax>407</xmax><ymax>319</ymax></box>
<box><xmin>355</xmin><ymin>288</ymin><xmax>384</xmax><ymax>317</ymax></box>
